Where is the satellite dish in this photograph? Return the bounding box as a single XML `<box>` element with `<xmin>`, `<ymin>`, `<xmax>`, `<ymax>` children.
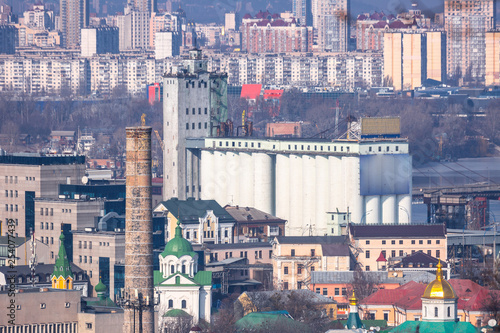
<box><xmin>82</xmin><ymin>176</ymin><xmax>89</xmax><ymax>185</ymax></box>
<box><xmin>488</xmin><ymin>319</ymin><xmax>497</xmax><ymax>327</ymax></box>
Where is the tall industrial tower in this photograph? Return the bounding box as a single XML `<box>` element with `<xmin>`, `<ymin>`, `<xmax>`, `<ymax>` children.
<box><xmin>124</xmin><ymin>126</ymin><xmax>154</xmax><ymax>333</ymax></box>
<box><xmin>60</xmin><ymin>0</ymin><xmax>90</xmax><ymax>48</ymax></box>
<box><xmin>162</xmin><ymin>49</ymin><xmax>228</xmax><ymax>200</ymax></box>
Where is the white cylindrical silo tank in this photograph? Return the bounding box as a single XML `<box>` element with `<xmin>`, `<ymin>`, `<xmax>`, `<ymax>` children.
<box><xmin>200</xmin><ymin>150</ymin><xmax>215</xmax><ymax>200</ymax></box>
<box><xmin>364</xmin><ymin>195</ymin><xmax>380</xmax><ymax>224</ymax></box>
<box><xmin>328</xmin><ymin>156</ymin><xmax>343</xmax><ymax>212</ymax></box>
<box><xmin>381</xmin><ymin>195</ymin><xmax>397</xmax><ymax>224</ymax></box>
<box><xmin>239</xmin><ymin>152</ymin><xmax>255</xmax><ymax>208</ymax></box>
<box><xmin>302</xmin><ymin>155</ymin><xmax>316</xmax><ymax>233</ymax></box>
<box><xmin>344</xmin><ymin>157</ymin><xmax>363</xmax><ymax>224</ymax></box>
<box><xmin>398</xmin><ymin>194</ymin><xmax>412</xmax><ymax>224</ymax></box>
<box><xmin>289</xmin><ymin>154</ymin><xmax>303</xmax><ymax>236</ymax></box>
<box><xmin>225</xmin><ymin>151</ymin><xmax>240</xmax><ymax>205</ymax></box>
<box><xmin>213</xmin><ymin>151</ymin><xmax>228</xmax><ymax>205</ymax></box>
<box><xmin>315</xmin><ymin>155</ymin><xmax>329</xmax><ymax>234</ymax></box>
<box><xmin>254</xmin><ymin>152</ymin><xmax>273</xmax><ymax>214</ymax></box>
<box><xmin>275</xmin><ymin>154</ymin><xmax>290</xmax><ymax>223</ymax></box>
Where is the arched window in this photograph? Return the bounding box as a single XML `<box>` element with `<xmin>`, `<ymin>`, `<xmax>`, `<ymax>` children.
<box><xmin>171</xmin><ymin>265</ymin><xmax>174</xmax><ymax>274</ymax></box>
<box><xmin>182</xmin><ymin>265</ymin><xmax>186</xmax><ymax>274</ymax></box>
<box><xmin>434</xmin><ymin>307</ymin><xmax>438</xmax><ymax>317</ymax></box>
<box><xmin>181</xmin><ymin>300</ymin><xmax>187</xmax><ymax>309</ymax></box>
<box><xmin>447</xmin><ymin>306</ymin><xmax>451</xmax><ymax>317</ymax></box>
<box><xmin>168</xmin><ymin>300</ymin><xmax>173</xmax><ymax>308</ymax></box>
<box><xmin>175</xmin><ymin>276</ymin><xmax>180</xmax><ymax>284</ymax></box>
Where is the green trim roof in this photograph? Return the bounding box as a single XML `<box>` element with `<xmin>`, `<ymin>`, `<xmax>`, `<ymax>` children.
<box><xmin>160</xmin><ymin>221</ymin><xmax>197</xmax><ymax>258</ymax></box>
<box><xmin>235</xmin><ymin>311</ymin><xmax>308</xmax><ymax>331</ymax></box>
<box><xmin>163</xmin><ymin>309</ymin><xmax>192</xmax><ymax>318</ymax></box>
<box><xmin>51</xmin><ymin>232</ymin><xmax>73</xmax><ymax>280</ymax></box>
<box><xmin>346</xmin><ymin>312</ymin><xmax>365</xmax><ymax>329</ymax></box>
<box><xmin>86</xmin><ymin>297</ymin><xmax>119</xmax><ymax>308</ymax></box>
<box><xmin>390</xmin><ymin>321</ymin><xmax>478</xmax><ymax>333</ymax></box>
<box><xmin>156</xmin><ymin>198</ymin><xmax>236</xmax><ymax>224</ymax></box>
<box><xmin>154</xmin><ymin>271</ymin><xmax>212</xmax><ymax>287</ymax></box>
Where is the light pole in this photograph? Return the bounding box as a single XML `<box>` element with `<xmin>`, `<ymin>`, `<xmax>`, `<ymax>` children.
<box><xmin>360</xmin><ymin>210</ymin><xmax>373</xmax><ymax>225</ymax></box>
<box><xmin>399</xmin><ymin>207</ymin><xmax>410</xmax><ymax>224</ymax></box>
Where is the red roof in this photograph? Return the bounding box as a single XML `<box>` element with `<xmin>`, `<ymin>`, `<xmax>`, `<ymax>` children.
<box><xmin>376</xmin><ymin>251</ymin><xmax>387</xmax><ymax>262</ymax></box>
<box><xmin>263</xmin><ymin>89</ymin><xmax>284</xmax><ymax>100</ymax></box>
<box><xmin>241</xmin><ymin>84</ymin><xmax>262</xmax><ymax>100</ymax></box>
<box><xmin>372</xmin><ymin>21</ymin><xmax>388</xmax><ymax>28</ymax></box>
<box><xmin>389</xmin><ymin>20</ymin><xmax>407</xmax><ymax>29</ymax></box>
<box><xmin>243</xmin><ymin>13</ymin><xmax>252</xmax><ymax>19</ymax></box>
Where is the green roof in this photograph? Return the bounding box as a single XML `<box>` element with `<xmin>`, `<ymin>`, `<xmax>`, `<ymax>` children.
<box><xmin>51</xmin><ymin>232</ymin><xmax>73</xmax><ymax>280</ymax></box>
<box><xmin>154</xmin><ymin>270</ymin><xmax>212</xmax><ymax>287</ymax></box>
<box><xmin>390</xmin><ymin>321</ymin><xmax>479</xmax><ymax>333</ymax></box>
<box><xmin>346</xmin><ymin>312</ymin><xmax>365</xmax><ymax>329</ymax></box>
<box><xmin>235</xmin><ymin>311</ymin><xmax>308</xmax><ymax>331</ymax></box>
<box><xmin>86</xmin><ymin>297</ymin><xmax>119</xmax><ymax>308</ymax></box>
<box><xmin>163</xmin><ymin>309</ymin><xmax>192</xmax><ymax>318</ymax></box>
<box><xmin>160</xmin><ymin>221</ymin><xmax>197</xmax><ymax>258</ymax></box>
<box><xmin>157</xmin><ymin>198</ymin><xmax>236</xmax><ymax>224</ymax></box>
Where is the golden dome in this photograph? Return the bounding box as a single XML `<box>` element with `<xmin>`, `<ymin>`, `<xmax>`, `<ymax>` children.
<box><xmin>349</xmin><ymin>291</ymin><xmax>358</xmax><ymax>306</ymax></box>
<box><xmin>422</xmin><ymin>260</ymin><xmax>457</xmax><ymax>299</ymax></box>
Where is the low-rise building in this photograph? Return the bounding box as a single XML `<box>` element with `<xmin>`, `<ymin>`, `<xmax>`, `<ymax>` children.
<box><xmin>271</xmin><ymin>235</ymin><xmax>351</xmax><ymax>291</ymax></box>
<box><xmin>349</xmin><ymin>224</ymin><xmax>447</xmax><ymax>272</ymax></box>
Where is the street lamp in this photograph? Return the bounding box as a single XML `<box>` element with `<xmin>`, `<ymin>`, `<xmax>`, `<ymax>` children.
<box><xmin>399</xmin><ymin>206</ymin><xmax>410</xmax><ymax>224</ymax></box>
<box><xmin>360</xmin><ymin>210</ymin><xmax>373</xmax><ymax>225</ymax></box>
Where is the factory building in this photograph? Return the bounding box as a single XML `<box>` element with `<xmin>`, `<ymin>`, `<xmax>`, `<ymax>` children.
<box><xmin>185</xmin><ymin>131</ymin><xmax>411</xmax><ymax>236</ymax></box>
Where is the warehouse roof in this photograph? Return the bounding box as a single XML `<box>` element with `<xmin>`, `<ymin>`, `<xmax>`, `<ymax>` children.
<box><xmin>349</xmin><ymin>224</ymin><xmax>446</xmax><ymax>238</ymax></box>
<box><xmin>155</xmin><ymin>198</ymin><xmax>236</xmax><ymax>224</ymax></box>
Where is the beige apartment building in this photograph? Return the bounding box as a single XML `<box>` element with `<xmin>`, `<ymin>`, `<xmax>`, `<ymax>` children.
<box><xmin>35</xmin><ymin>198</ymin><xmax>104</xmax><ymax>262</ymax></box>
<box><xmin>445</xmin><ymin>0</ymin><xmax>495</xmax><ymax>81</ymax></box>
<box><xmin>349</xmin><ymin>224</ymin><xmax>447</xmax><ymax>271</ymax></box>
<box><xmin>485</xmin><ymin>30</ymin><xmax>500</xmax><ymax>86</ymax></box>
<box><xmin>0</xmin><ymin>154</ymin><xmax>85</xmax><ymax>238</ymax></box>
<box><xmin>384</xmin><ymin>31</ymin><xmax>446</xmax><ymax>90</ymax></box>
<box><xmin>72</xmin><ymin>229</ymin><xmax>125</xmax><ymax>297</ymax></box>
<box><xmin>272</xmin><ymin>236</ymin><xmax>351</xmax><ymax>290</ymax></box>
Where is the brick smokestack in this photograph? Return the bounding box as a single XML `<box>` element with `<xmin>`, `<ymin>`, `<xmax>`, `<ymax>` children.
<box><xmin>124</xmin><ymin>126</ymin><xmax>154</xmax><ymax>333</ymax></box>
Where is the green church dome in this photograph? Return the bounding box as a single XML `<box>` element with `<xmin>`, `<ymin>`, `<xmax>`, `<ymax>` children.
<box><xmin>161</xmin><ymin>221</ymin><xmax>196</xmax><ymax>258</ymax></box>
<box><xmin>95</xmin><ymin>279</ymin><xmax>107</xmax><ymax>293</ymax></box>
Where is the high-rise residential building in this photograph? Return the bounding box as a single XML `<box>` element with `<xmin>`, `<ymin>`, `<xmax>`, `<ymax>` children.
<box><xmin>384</xmin><ymin>31</ymin><xmax>446</xmax><ymax>90</ymax></box>
<box><xmin>80</xmin><ymin>26</ymin><xmax>119</xmax><ymax>57</ymax></box>
<box><xmin>0</xmin><ymin>24</ymin><xmax>17</xmax><ymax>54</ymax></box>
<box><xmin>240</xmin><ymin>13</ymin><xmax>313</xmax><ymax>53</ymax></box>
<box><xmin>117</xmin><ymin>7</ymin><xmax>150</xmax><ymax>50</ymax></box>
<box><xmin>155</xmin><ymin>31</ymin><xmax>181</xmax><ymax>59</ymax></box>
<box><xmin>163</xmin><ymin>49</ymin><xmax>228</xmax><ymax>200</ymax></box>
<box><xmin>485</xmin><ymin>30</ymin><xmax>500</xmax><ymax>86</ymax></box>
<box><xmin>225</xmin><ymin>12</ymin><xmax>239</xmax><ymax>31</ymax></box>
<box><xmin>128</xmin><ymin>0</ymin><xmax>157</xmax><ymax>13</ymax></box>
<box><xmin>444</xmin><ymin>0</ymin><xmax>495</xmax><ymax>81</ymax></box>
<box><xmin>23</xmin><ymin>4</ymin><xmax>55</xmax><ymax>30</ymax></box>
<box><xmin>312</xmin><ymin>0</ymin><xmax>349</xmax><ymax>52</ymax></box>
<box><xmin>292</xmin><ymin>0</ymin><xmax>312</xmax><ymax>26</ymax></box>
<box><xmin>60</xmin><ymin>0</ymin><xmax>90</xmax><ymax>48</ymax></box>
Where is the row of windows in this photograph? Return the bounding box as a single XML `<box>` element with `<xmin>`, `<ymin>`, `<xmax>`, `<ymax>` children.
<box><xmin>78</xmin><ymin>241</ymin><xmax>93</xmax><ymax>249</ymax></box>
<box><xmin>368</xmin><ymin>146</ymin><xmax>399</xmax><ymax>152</ymax></box>
<box><xmin>283</xmin><ymin>264</ymin><xmax>315</xmax><ymax>275</ymax></box>
<box><xmin>185</xmin><ymin>107</ymin><xmax>208</xmax><ymax>115</ymax></box>
<box><xmin>290</xmin><ymin>249</ymin><xmax>316</xmax><ymax>257</ymax></box>
<box><xmin>4</xmin><ymin>204</ymin><xmax>18</xmax><ymax>212</ymax></box>
<box><xmin>4</xmin><ymin>176</ymin><xmax>31</xmax><ymax>184</ymax></box>
<box><xmin>185</xmin><ymin>122</ymin><xmax>208</xmax><ymax>130</ymax></box>
<box><xmin>185</xmin><ymin>81</ymin><xmax>208</xmax><ymax>89</ymax></box>
<box><xmin>366</xmin><ymin>249</ymin><xmax>441</xmax><ymax>259</ymax></box>
<box><xmin>78</xmin><ymin>255</ymin><xmax>93</xmax><ymax>264</ymax></box>
<box><xmin>4</xmin><ymin>190</ymin><xmax>18</xmax><ymax>198</ymax></box>
<box><xmin>167</xmin><ymin>299</ymin><xmax>187</xmax><ymax>309</ymax></box>
<box><xmin>315</xmin><ymin>287</ymin><xmax>347</xmax><ymax>296</ymax></box>
<box><xmin>210</xmin><ymin>249</ymin><xmax>273</xmax><ymax>262</ymax></box>
<box><xmin>40</xmin><ymin>222</ymin><xmax>54</xmax><ymax>230</ymax></box>
<box><xmin>365</xmin><ymin>239</ymin><xmax>441</xmax><ymax>245</ymax></box>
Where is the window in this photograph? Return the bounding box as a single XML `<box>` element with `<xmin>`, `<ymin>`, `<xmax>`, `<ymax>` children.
<box><xmin>428</xmin><ymin>250</ymin><xmax>432</xmax><ymax>255</ymax></box>
<box><xmin>4</xmin><ymin>190</ymin><xmax>7</xmax><ymax>197</ymax></box>
<box><xmin>89</xmin><ymin>256</ymin><xmax>92</xmax><ymax>264</ymax></box>
<box><xmin>366</xmin><ymin>240</ymin><xmax>370</xmax><ymax>245</ymax></box>
<box><xmin>181</xmin><ymin>300</ymin><xmax>187</xmax><ymax>309</ymax></box>
<box><xmin>284</xmin><ymin>267</ymin><xmax>289</xmax><ymax>275</ymax></box>
<box><xmin>204</xmin><ymin>108</ymin><xmax>208</xmax><ymax>114</ymax></box>
<box><xmin>436</xmin><ymin>240</ymin><xmax>440</xmax><ymax>244</ymax></box>
<box><xmin>40</xmin><ymin>303</ymin><xmax>46</xmax><ymax>309</ymax></box>
<box><xmin>198</xmin><ymin>108</ymin><xmax>201</xmax><ymax>114</ymax></box>
<box><xmin>447</xmin><ymin>306</ymin><xmax>450</xmax><ymax>317</ymax></box>
<box><xmin>366</xmin><ymin>250</ymin><xmax>370</xmax><ymax>259</ymax></box>
<box><xmin>427</xmin><ymin>240</ymin><xmax>432</xmax><ymax>244</ymax></box>
<box><xmin>50</xmin><ymin>237</ymin><xmax>53</xmax><ymax>244</ymax></box>
<box><xmin>434</xmin><ymin>307</ymin><xmax>438</xmax><ymax>317</ymax></box>
<box><xmin>40</xmin><ymin>208</ymin><xmax>43</xmax><ymax>215</ymax></box>
<box><xmin>192</xmin><ymin>108</ymin><xmax>195</xmax><ymax>115</ymax></box>
<box><xmin>79</xmin><ymin>256</ymin><xmax>82</xmax><ymax>263</ymax></box>
<box><xmin>186</xmin><ymin>108</ymin><xmax>189</xmax><ymax>115</ymax></box>
<box><xmin>329</xmin><ymin>308</ymin><xmax>334</xmax><ymax>318</ymax></box>
<box><xmin>291</xmin><ymin>249</ymin><xmax>295</xmax><ymax>257</ymax></box>
<box><xmin>411</xmin><ymin>240</ymin><xmax>415</xmax><ymax>244</ymax></box>
<box><xmin>41</xmin><ymin>222</ymin><xmax>44</xmax><ymax>230</ymax></box>
<box><xmin>297</xmin><ymin>264</ymin><xmax>303</xmax><ymax>274</ymax></box>
<box><xmin>391</xmin><ymin>240</ymin><xmax>395</xmax><ymax>245</ymax></box>
<box><xmin>198</xmin><ymin>122</ymin><xmax>201</xmax><ymax>129</ymax></box>
<box><xmin>224</xmin><ymin>230</ymin><xmax>228</xmax><ymax>238</ymax></box>
<box><xmin>382</xmin><ymin>240</ymin><xmax>386</xmax><ymax>245</ymax></box>
<box><xmin>79</xmin><ymin>241</ymin><xmax>82</xmax><ymax>248</ymax></box>
<box><xmin>84</xmin><ymin>256</ymin><xmax>87</xmax><ymax>263</ymax></box>
<box><xmin>316</xmin><ymin>288</ymin><xmax>320</xmax><ymax>294</ymax></box>
<box><xmin>323</xmin><ymin>288</ymin><xmax>328</xmax><ymax>296</ymax></box>
<box><xmin>399</xmin><ymin>250</ymin><xmax>404</xmax><ymax>257</ymax></box>
<box><xmin>366</xmin><ymin>266</ymin><xmax>370</xmax><ymax>271</ymax></box>
<box><xmin>342</xmin><ymin>288</ymin><xmax>347</xmax><ymax>296</ymax></box>
<box><xmin>335</xmin><ymin>288</ymin><xmax>340</xmax><ymax>296</ymax></box>
<box><xmin>384</xmin><ymin>312</ymin><xmax>389</xmax><ymax>321</ymax></box>
<box><xmin>419</xmin><ymin>240</ymin><xmax>423</xmax><ymax>244</ymax></box>
<box><xmin>311</xmin><ymin>249</ymin><xmax>315</xmax><ymax>256</ymax></box>
<box><xmin>436</xmin><ymin>250</ymin><xmax>440</xmax><ymax>258</ymax></box>
<box><xmin>391</xmin><ymin>250</ymin><xmax>396</xmax><ymax>257</ymax></box>
<box><xmin>89</xmin><ymin>241</ymin><xmax>92</xmax><ymax>249</ymax></box>
<box><xmin>283</xmin><ymin>282</ymin><xmax>288</xmax><ymax>290</ymax></box>
<box><xmin>186</xmin><ymin>123</ymin><xmax>189</xmax><ymax>130</ymax></box>
<box><xmin>310</xmin><ymin>266</ymin><xmax>315</xmax><ymax>272</ymax></box>
<box><xmin>50</xmin><ymin>223</ymin><xmax>53</xmax><ymax>230</ymax></box>
<box><xmin>50</xmin><ymin>208</ymin><xmax>53</xmax><ymax>216</ymax></box>
<box><xmin>399</xmin><ymin>240</ymin><xmax>403</xmax><ymax>245</ymax></box>
<box><xmin>168</xmin><ymin>300</ymin><xmax>173</xmax><ymax>308</ymax></box>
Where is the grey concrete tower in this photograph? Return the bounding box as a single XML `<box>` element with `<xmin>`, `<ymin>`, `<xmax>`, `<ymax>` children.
<box><xmin>124</xmin><ymin>126</ymin><xmax>154</xmax><ymax>333</ymax></box>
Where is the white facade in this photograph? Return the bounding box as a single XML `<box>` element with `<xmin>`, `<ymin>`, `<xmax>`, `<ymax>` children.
<box><xmin>195</xmin><ymin>138</ymin><xmax>412</xmax><ymax>236</ymax></box>
<box><xmin>155</xmin><ymin>31</ymin><xmax>181</xmax><ymax>59</ymax></box>
<box><xmin>81</xmin><ymin>28</ymin><xmax>97</xmax><ymax>57</ymax></box>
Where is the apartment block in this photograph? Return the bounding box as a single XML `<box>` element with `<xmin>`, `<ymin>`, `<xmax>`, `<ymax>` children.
<box><xmin>80</xmin><ymin>26</ymin><xmax>119</xmax><ymax>57</ymax></box>
<box><xmin>0</xmin><ymin>24</ymin><xmax>17</xmax><ymax>54</ymax></box>
<box><xmin>34</xmin><ymin>197</ymin><xmax>104</xmax><ymax>262</ymax></box>
<box><xmin>444</xmin><ymin>0</ymin><xmax>496</xmax><ymax>81</ymax></box>
<box><xmin>0</xmin><ymin>154</ymin><xmax>85</xmax><ymax>238</ymax></box>
<box><xmin>485</xmin><ymin>30</ymin><xmax>500</xmax><ymax>86</ymax></box>
<box><xmin>312</xmin><ymin>0</ymin><xmax>349</xmax><ymax>52</ymax></box>
<box><xmin>349</xmin><ymin>224</ymin><xmax>447</xmax><ymax>272</ymax></box>
<box><xmin>60</xmin><ymin>0</ymin><xmax>90</xmax><ymax>48</ymax></box>
<box><xmin>272</xmin><ymin>236</ymin><xmax>351</xmax><ymax>290</ymax></box>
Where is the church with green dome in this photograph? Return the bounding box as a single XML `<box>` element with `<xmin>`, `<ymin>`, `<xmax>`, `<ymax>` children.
<box><xmin>154</xmin><ymin>221</ymin><xmax>212</xmax><ymax>329</ymax></box>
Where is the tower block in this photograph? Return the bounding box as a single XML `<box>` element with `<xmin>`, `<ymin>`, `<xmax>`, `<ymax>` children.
<box><xmin>124</xmin><ymin>126</ymin><xmax>154</xmax><ymax>333</ymax></box>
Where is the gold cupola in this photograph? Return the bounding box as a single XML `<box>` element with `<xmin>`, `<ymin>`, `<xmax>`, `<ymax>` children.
<box><xmin>422</xmin><ymin>260</ymin><xmax>456</xmax><ymax>299</ymax></box>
